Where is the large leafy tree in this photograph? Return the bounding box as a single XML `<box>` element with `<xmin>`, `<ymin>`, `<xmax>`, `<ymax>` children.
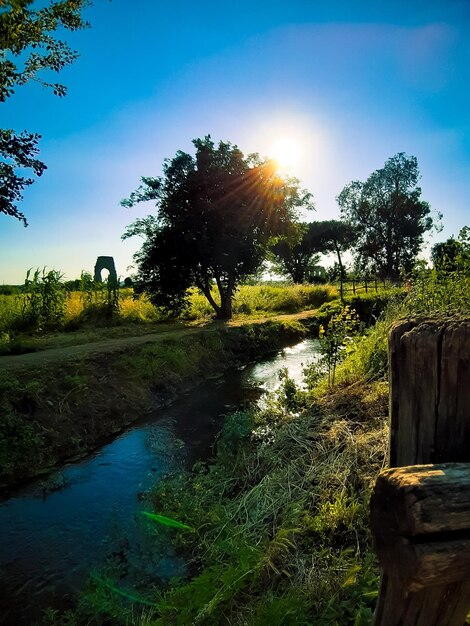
<box><xmin>1</xmin><ymin>0</ymin><xmax>90</xmax><ymax>225</ymax></box>
<box><xmin>307</xmin><ymin>220</ymin><xmax>356</xmax><ymax>276</ymax></box>
<box><xmin>337</xmin><ymin>153</ymin><xmax>436</xmax><ymax>279</ymax></box>
<box><xmin>122</xmin><ymin>136</ymin><xmax>314</xmax><ymax>319</ymax></box>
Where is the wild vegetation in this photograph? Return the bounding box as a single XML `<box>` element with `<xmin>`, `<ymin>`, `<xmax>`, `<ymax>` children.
<box><xmin>0</xmin><ymin>256</ymin><xmax>401</xmax><ymax>493</ymax></box>
<box><xmin>0</xmin><ymin>277</ymin><xmax>341</xmax><ymax>355</ymax></box>
<box><xmin>36</xmin><ymin>258</ymin><xmax>469</xmax><ymax>626</ymax></box>
<box><xmin>0</xmin><ymin>317</ymin><xmax>311</xmax><ymax>487</ymax></box>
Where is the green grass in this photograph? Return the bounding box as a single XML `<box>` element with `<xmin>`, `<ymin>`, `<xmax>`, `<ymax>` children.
<box><xmin>0</xmin><ymin>283</ymin><xmax>339</xmax><ymax>355</ymax></box>
<box><xmin>56</xmin><ymin>270</ymin><xmax>469</xmax><ymax>625</ymax></box>
<box><xmin>20</xmin><ymin>266</ymin><xmax>470</xmax><ymax>624</ymax></box>
<box><xmin>185</xmin><ymin>284</ymin><xmax>339</xmax><ymax>319</ymax></box>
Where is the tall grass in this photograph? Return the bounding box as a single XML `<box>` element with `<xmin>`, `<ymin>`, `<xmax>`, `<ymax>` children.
<box><xmin>327</xmin><ymin>265</ymin><xmax>470</xmax><ymax>391</ymax></box>
<box><xmin>71</xmin><ymin>268</ymin><xmax>469</xmax><ymax>625</ymax></box>
<box><xmin>182</xmin><ymin>284</ymin><xmax>338</xmax><ymax>320</ymax></box>
<box><xmin>29</xmin><ymin>261</ymin><xmax>469</xmax><ymax>625</ymax></box>
<box><xmin>71</xmin><ymin>369</ymin><xmax>387</xmax><ymax>625</ymax></box>
<box><xmin>0</xmin><ymin>283</ymin><xmax>338</xmax><ymax>349</ymax></box>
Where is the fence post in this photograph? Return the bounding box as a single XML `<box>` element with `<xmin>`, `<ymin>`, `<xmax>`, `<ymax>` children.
<box><xmin>371</xmin><ymin>317</ymin><xmax>470</xmax><ymax>625</ymax></box>
<box><xmin>352</xmin><ymin>278</ymin><xmax>356</xmax><ymax>295</ymax></box>
<box><xmin>365</xmin><ymin>277</ymin><xmax>368</xmax><ymax>293</ymax></box>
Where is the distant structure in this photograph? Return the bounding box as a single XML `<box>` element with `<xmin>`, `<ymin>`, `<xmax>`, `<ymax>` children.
<box><xmin>310</xmin><ymin>265</ymin><xmax>326</xmax><ymax>280</ymax></box>
<box><xmin>94</xmin><ymin>256</ymin><xmax>117</xmax><ymax>284</ymax></box>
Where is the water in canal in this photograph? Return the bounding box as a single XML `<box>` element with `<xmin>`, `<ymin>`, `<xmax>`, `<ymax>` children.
<box><xmin>0</xmin><ymin>338</ymin><xmax>320</xmax><ymax>625</ymax></box>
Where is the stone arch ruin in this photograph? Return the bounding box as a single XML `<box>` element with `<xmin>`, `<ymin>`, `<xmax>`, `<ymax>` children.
<box><xmin>94</xmin><ymin>256</ymin><xmax>117</xmax><ymax>284</ymax></box>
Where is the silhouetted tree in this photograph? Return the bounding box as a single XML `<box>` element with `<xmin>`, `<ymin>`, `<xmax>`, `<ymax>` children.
<box><xmin>337</xmin><ymin>153</ymin><xmax>436</xmax><ymax>279</ymax></box>
<box><xmin>270</xmin><ymin>223</ymin><xmax>319</xmax><ymax>283</ymax></box>
<box><xmin>270</xmin><ymin>220</ymin><xmax>354</xmax><ymax>291</ymax></box>
<box><xmin>306</xmin><ymin>220</ymin><xmax>356</xmax><ymax>300</ymax></box>
<box><xmin>122</xmin><ymin>136</ymin><xmax>313</xmax><ymax>319</ymax></box>
<box><xmin>432</xmin><ymin>227</ymin><xmax>470</xmax><ymax>273</ymax></box>
<box><xmin>1</xmin><ymin>0</ymin><xmax>91</xmax><ymax>225</ymax></box>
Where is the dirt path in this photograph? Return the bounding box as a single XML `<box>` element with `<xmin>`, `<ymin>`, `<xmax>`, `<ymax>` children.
<box><xmin>0</xmin><ymin>310</ymin><xmax>318</xmax><ymax>372</ymax></box>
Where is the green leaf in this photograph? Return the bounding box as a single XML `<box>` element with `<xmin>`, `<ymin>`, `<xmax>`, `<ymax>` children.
<box><xmin>141</xmin><ymin>510</ymin><xmax>194</xmax><ymax>531</ymax></box>
<box><xmin>91</xmin><ymin>573</ymin><xmax>160</xmax><ymax>607</ymax></box>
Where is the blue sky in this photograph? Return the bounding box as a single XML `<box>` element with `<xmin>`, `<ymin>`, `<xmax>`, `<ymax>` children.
<box><xmin>1</xmin><ymin>0</ymin><xmax>469</xmax><ymax>283</ymax></box>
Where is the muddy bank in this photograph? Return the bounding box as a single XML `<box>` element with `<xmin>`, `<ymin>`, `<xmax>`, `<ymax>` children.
<box><xmin>0</xmin><ymin>319</ymin><xmax>310</xmax><ymax>490</ymax></box>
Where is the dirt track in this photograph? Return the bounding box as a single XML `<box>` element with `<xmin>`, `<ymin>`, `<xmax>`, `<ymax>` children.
<box><xmin>0</xmin><ymin>310</ymin><xmax>318</xmax><ymax>372</ymax></box>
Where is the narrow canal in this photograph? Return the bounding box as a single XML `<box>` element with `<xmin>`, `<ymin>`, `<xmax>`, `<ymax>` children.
<box><xmin>0</xmin><ymin>338</ymin><xmax>320</xmax><ymax>625</ymax></box>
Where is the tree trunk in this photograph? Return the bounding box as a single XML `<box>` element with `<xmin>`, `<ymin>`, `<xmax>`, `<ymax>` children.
<box><xmin>218</xmin><ymin>294</ymin><xmax>233</xmax><ymax>319</ymax></box>
<box><xmin>215</xmin><ymin>273</ymin><xmax>235</xmax><ymax>320</ymax></box>
<box><xmin>198</xmin><ymin>277</ymin><xmax>223</xmax><ymax>318</ymax></box>
<box><xmin>333</xmin><ymin>240</ymin><xmax>344</xmax><ymax>303</ymax></box>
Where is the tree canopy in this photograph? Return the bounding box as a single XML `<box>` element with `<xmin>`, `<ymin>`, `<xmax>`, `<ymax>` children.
<box><xmin>122</xmin><ymin>136</ymin><xmax>314</xmax><ymax>319</ymax></box>
<box><xmin>432</xmin><ymin>227</ymin><xmax>470</xmax><ymax>273</ymax></box>
<box><xmin>1</xmin><ymin>0</ymin><xmax>90</xmax><ymax>225</ymax></box>
<box><xmin>270</xmin><ymin>220</ymin><xmax>355</xmax><ymax>286</ymax></box>
<box><xmin>337</xmin><ymin>153</ymin><xmax>436</xmax><ymax>279</ymax></box>
<box><xmin>306</xmin><ymin>220</ymin><xmax>356</xmax><ymax>273</ymax></box>
<box><xmin>270</xmin><ymin>223</ymin><xmax>320</xmax><ymax>284</ymax></box>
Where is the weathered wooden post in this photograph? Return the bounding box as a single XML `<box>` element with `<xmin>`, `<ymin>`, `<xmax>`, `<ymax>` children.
<box><xmin>371</xmin><ymin>317</ymin><xmax>470</xmax><ymax>625</ymax></box>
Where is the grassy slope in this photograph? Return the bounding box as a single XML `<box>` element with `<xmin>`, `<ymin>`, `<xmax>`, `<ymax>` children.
<box><xmin>0</xmin><ymin>318</ymin><xmax>309</xmax><ymax>490</ymax></box>
<box><xmin>0</xmin><ymin>286</ymin><xmax>395</xmax><ymax>490</ymax></box>
<box><xmin>44</xmin><ymin>296</ymin><xmax>396</xmax><ymax>626</ymax></box>
<box><xmin>139</xmin><ymin>363</ymin><xmax>389</xmax><ymax>625</ymax></box>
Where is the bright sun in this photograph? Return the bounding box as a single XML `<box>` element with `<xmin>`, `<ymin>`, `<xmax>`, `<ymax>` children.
<box><xmin>270</xmin><ymin>137</ymin><xmax>302</xmax><ymax>170</ymax></box>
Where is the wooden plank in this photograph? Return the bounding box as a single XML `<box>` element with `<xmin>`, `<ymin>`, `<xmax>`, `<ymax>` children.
<box><xmin>373</xmin><ymin>317</ymin><xmax>470</xmax><ymax>625</ymax></box>
<box><xmin>374</xmin><ymin>577</ymin><xmax>470</xmax><ymax>626</ymax></box>
<box><xmin>371</xmin><ymin>464</ymin><xmax>470</xmax><ymax>537</ymax></box>
<box><xmin>389</xmin><ymin>318</ymin><xmax>470</xmax><ymax>466</ymax></box>
<box><xmin>437</xmin><ymin>321</ymin><xmax>470</xmax><ymax>463</ymax></box>
<box><xmin>388</xmin><ymin>319</ymin><xmax>416</xmax><ymax>467</ymax></box>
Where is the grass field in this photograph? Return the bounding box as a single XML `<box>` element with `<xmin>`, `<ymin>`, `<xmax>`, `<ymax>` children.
<box><xmin>40</xmin><ymin>267</ymin><xmax>469</xmax><ymax>625</ymax></box>
<box><xmin>0</xmin><ymin>284</ymin><xmax>342</xmax><ymax>354</ymax></box>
